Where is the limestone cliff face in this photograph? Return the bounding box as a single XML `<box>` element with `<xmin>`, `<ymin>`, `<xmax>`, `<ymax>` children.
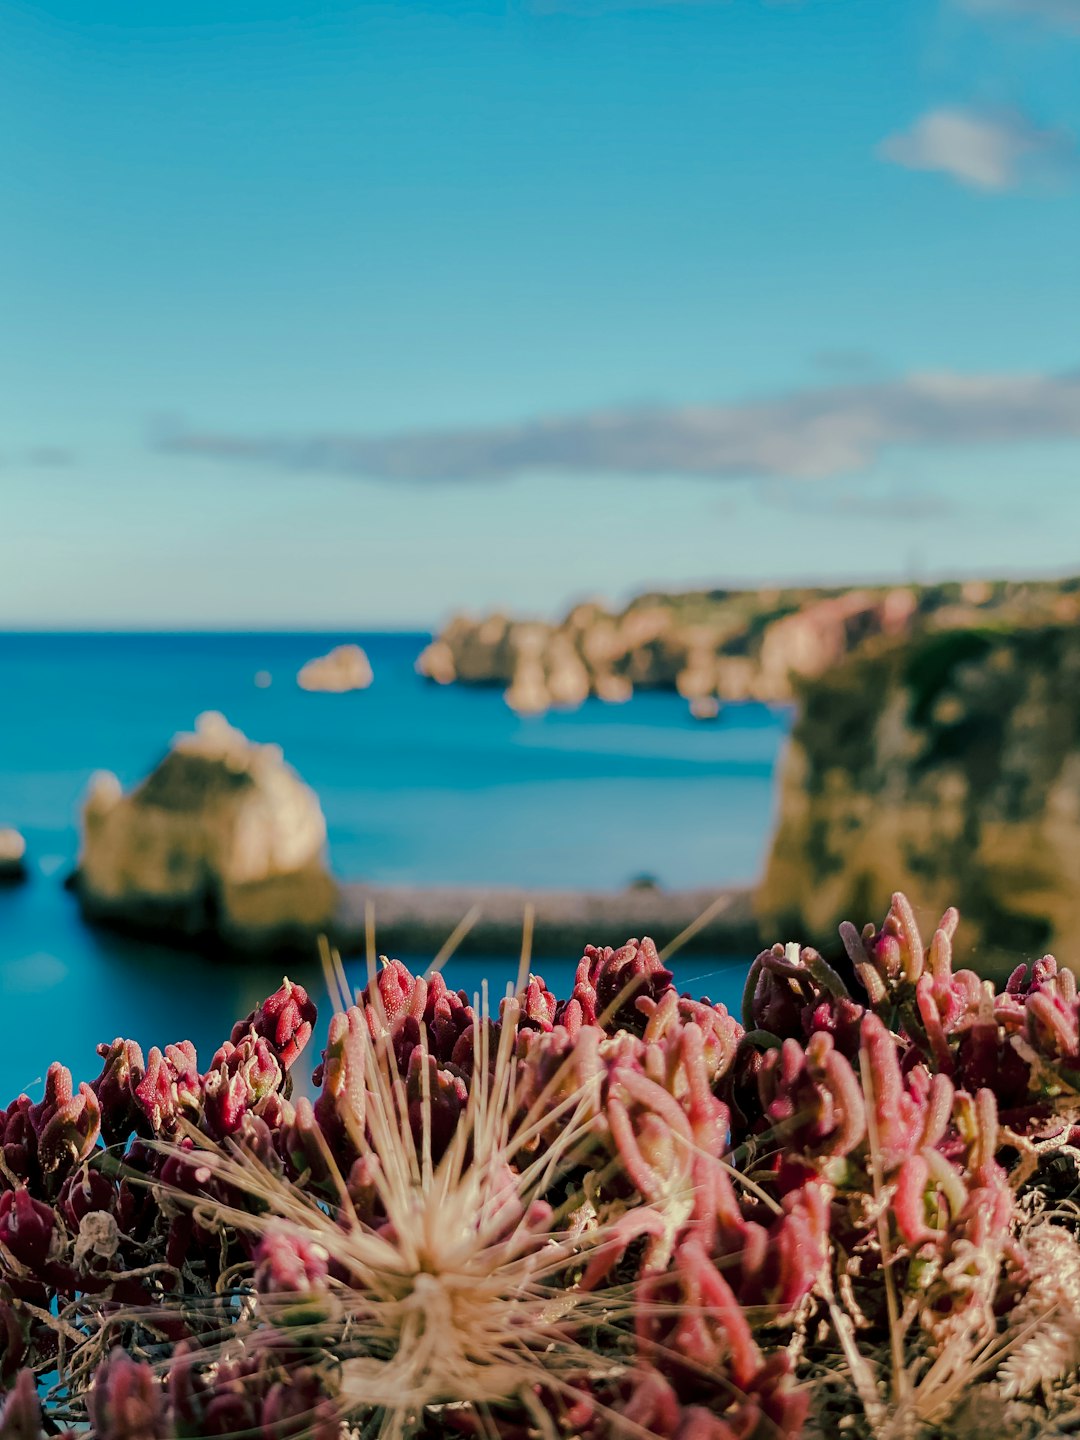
<box><xmin>418</xmin><ymin>579</ymin><xmax>1076</xmax><ymax>717</ymax></box>
<box><xmin>77</xmin><ymin>712</ymin><xmax>337</xmax><ymax>950</ymax></box>
<box><xmin>756</xmin><ymin>626</ymin><xmax>1080</xmax><ymax>972</ymax></box>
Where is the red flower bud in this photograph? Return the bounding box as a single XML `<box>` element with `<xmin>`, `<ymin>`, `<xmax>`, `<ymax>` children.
<box><xmin>0</xmin><ymin>1368</ymin><xmax>42</xmax><ymax>1440</ymax></box>
<box><xmin>231</xmin><ymin>977</ymin><xmax>317</xmax><ymax>1071</ymax></box>
<box><xmin>0</xmin><ymin>1189</ymin><xmax>60</xmax><ymax>1275</ymax></box>
<box><xmin>87</xmin><ymin>1348</ymin><xmax>166</xmax><ymax>1440</ymax></box>
<box><xmin>91</xmin><ymin>1039</ymin><xmax>146</xmax><ymax>1146</ymax></box>
<box><xmin>133</xmin><ymin>1043</ymin><xmax>199</xmax><ymax>1134</ymax></box>
<box><xmin>567</xmin><ymin>937</ymin><xmax>674</xmax><ymax>1036</ymax></box>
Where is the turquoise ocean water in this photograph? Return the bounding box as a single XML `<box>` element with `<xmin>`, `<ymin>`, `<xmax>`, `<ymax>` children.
<box><xmin>0</xmin><ymin>632</ymin><xmax>790</xmax><ymax>1103</ymax></box>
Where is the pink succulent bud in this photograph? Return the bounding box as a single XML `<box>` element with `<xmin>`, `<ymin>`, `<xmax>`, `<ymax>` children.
<box><xmin>405</xmin><ymin>1047</ymin><xmax>468</xmax><ymax>1160</ymax></box>
<box><xmin>254</xmin><ymin>1227</ymin><xmax>329</xmax><ymax>1294</ymax></box>
<box><xmin>57</xmin><ymin>1164</ymin><xmax>115</xmax><ymax>1233</ymax></box>
<box><xmin>231</xmin><ymin>977</ymin><xmax>317</xmax><ymax>1070</ymax></box>
<box><xmin>253</xmin><ymin>1090</ymin><xmax>294</xmax><ymax>1131</ymax></box>
<box><xmin>1005</xmin><ymin>955</ymin><xmax>1060</xmax><ymax>997</ymax></box>
<box><xmin>164</xmin><ymin>1341</ymin><xmax>205</xmax><ymax>1431</ymax></box>
<box><xmin>0</xmin><ymin>1098</ymin><xmax>36</xmax><ymax>1189</ymax></box>
<box><xmin>87</xmin><ymin>1348</ymin><xmax>166</xmax><ymax>1440</ymax></box>
<box><xmin>90</xmin><ymin>1039</ymin><xmax>146</xmax><ymax>1146</ymax></box>
<box><xmin>261</xmin><ymin>1369</ymin><xmax>340</xmax><ymax>1439</ymax></box>
<box><xmin>1026</xmin><ymin>986</ymin><xmax>1080</xmax><ymax>1063</ymax></box>
<box><xmin>133</xmin><ymin>1042</ymin><xmax>199</xmax><ymax>1134</ymax></box>
<box><xmin>860</xmin><ymin>1014</ymin><xmax>925</xmax><ymax>1173</ymax></box>
<box><xmin>0</xmin><ymin>1189</ymin><xmax>60</xmax><ymax>1275</ymax></box>
<box><xmin>637</xmin><ymin>1235</ymin><xmax>760</xmax><ymax>1393</ymax></box>
<box><xmin>744</xmin><ymin>944</ymin><xmax>812</xmax><ymax>1037</ymax></box>
<box><xmin>422</xmin><ymin>973</ymin><xmax>475</xmax><ymax>1061</ymax></box>
<box><xmin>765</xmin><ymin>1180</ymin><xmax>831</xmax><ymax>1312</ymax></box>
<box><xmin>840</xmin><ymin>893</ymin><xmax>936</xmax><ymax>1006</ymax></box>
<box><xmin>640</xmin><ymin>989</ymin><xmax>742</xmax><ymax>1084</ymax></box>
<box><xmin>202</xmin><ymin>1036</ymin><xmax>282</xmax><ymax>1140</ymax></box>
<box><xmin>0</xmin><ymin>1368</ymin><xmax>42</xmax><ymax>1440</ymax></box>
<box><xmin>517</xmin><ymin>974</ymin><xmax>557</xmax><ymax>1031</ymax></box>
<box><xmin>253</xmin><ymin>1227</ymin><xmax>331</xmax><ymax>1326</ymax></box>
<box><xmin>568</xmin><ymin>937</ymin><xmax>674</xmax><ymax>1035</ymax></box>
<box><xmin>28</xmin><ymin>1065</ymin><xmax>101</xmax><ymax>1178</ymax></box>
<box><xmin>281</xmin><ymin>1098</ymin><xmax>333</xmax><ymax>1191</ymax></box>
<box><xmin>156</xmin><ymin>1138</ymin><xmax>213</xmax><ymax>1198</ymax></box>
<box><xmin>605</xmin><ymin>1065</ymin><xmax>695</xmax><ymax>1206</ymax></box>
<box><xmin>313</xmin><ymin>1008</ymin><xmax>367</xmax><ymax>1160</ymax></box>
<box><xmin>892</xmin><ymin>1152</ymin><xmax>935</xmax><ymax>1246</ymax></box>
<box><xmin>361</xmin><ymin>958</ymin><xmax>427</xmax><ymax>1037</ymax></box>
<box><xmin>198</xmin><ymin>1356</ymin><xmax>262</xmax><ymax>1438</ymax></box>
<box><xmin>803</xmin><ymin>993</ymin><xmax>865</xmax><ymax>1059</ymax></box>
<box><xmin>758</xmin><ymin>1032</ymin><xmax>866</xmax><ymax>1166</ymax></box>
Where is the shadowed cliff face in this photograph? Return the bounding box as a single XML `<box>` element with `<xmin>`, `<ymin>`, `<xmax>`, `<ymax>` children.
<box><xmin>756</xmin><ymin>626</ymin><xmax>1080</xmax><ymax>976</ymax></box>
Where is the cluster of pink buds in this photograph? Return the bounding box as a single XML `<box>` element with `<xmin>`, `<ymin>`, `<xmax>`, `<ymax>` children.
<box><xmin>563</xmin><ymin>937</ymin><xmax>675</xmax><ymax>1035</ymax></box>
<box><xmin>3</xmin><ymin>903</ymin><xmax>1080</xmax><ymax>1439</ymax></box>
<box><xmin>231</xmin><ymin>975</ymin><xmax>318</xmax><ymax>1070</ymax></box>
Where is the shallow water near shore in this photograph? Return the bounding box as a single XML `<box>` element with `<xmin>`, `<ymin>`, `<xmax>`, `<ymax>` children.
<box><xmin>0</xmin><ymin>632</ymin><xmax>788</xmax><ymax>1100</ymax></box>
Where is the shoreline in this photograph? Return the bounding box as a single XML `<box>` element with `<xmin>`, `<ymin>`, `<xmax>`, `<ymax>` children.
<box><xmin>331</xmin><ymin>880</ymin><xmax>760</xmax><ymax>959</ymax></box>
<box><xmin>71</xmin><ymin>875</ymin><xmax>762</xmax><ymax>962</ymax></box>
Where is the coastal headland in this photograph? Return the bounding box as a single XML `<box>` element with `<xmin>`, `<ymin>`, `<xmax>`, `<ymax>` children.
<box><xmin>64</xmin><ymin>574</ymin><xmax>1080</xmax><ymax>977</ymax></box>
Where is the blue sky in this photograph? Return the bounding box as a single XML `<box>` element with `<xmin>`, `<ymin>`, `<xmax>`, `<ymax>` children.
<box><xmin>1</xmin><ymin>0</ymin><xmax>1079</xmax><ymax>628</ymax></box>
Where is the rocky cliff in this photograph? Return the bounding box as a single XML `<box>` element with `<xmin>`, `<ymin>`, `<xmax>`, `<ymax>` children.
<box><xmin>418</xmin><ymin>577</ymin><xmax>1080</xmax><ymax>716</ymax></box>
<box><xmin>756</xmin><ymin>623</ymin><xmax>1080</xmax><ymax>973</ymax></box>
<box><xmin>75</xmin><ymin>712</ymin><xmax>338</xmax><ymax>951</ymax></box>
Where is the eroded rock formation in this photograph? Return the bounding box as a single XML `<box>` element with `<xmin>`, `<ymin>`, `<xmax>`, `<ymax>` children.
<box><xmin>75</xmin><ymin>712</ymin><xmax>337</xmax><ymax>951</ymax></box>
<box><xmin>418</xmin><ymin>578</ymin><xmax>1075</xmax><ymax>717</ymax></box>
<box><xmin>297</xmin><ymin>643</ymin><xmax>373</xmax><ymax>693</ymax></box>
<box><xmin>0</xmin><ymin>827</ymin><xmax>27</xmax><ymax>884</ymax></box>
<box><xmin>756</xmin><ymin>623</ymin><xmax>1080</xmax><ymax>972</ymax></box>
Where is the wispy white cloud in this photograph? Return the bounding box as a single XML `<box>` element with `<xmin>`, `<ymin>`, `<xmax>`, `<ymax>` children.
<box><xmin>958</xmin><ymin>0</ymin><xmax>1080</xmax><ymax>34</ymax></box>
<box><xmin>155</xmin><ymin>367</ymin><xmax>1080</xmax><ymax>484</ymax></box>
<box><xmin>759</xmin><ymin>481</ymin><xmax>956</xmax><ymax>522</ymax></box>
<box><xmin>878</xmin><ymin>106</ymin><xmax>1076</xmax><ymax>191</ymax></box>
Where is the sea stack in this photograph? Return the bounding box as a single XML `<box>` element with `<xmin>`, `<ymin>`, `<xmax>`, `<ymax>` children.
<box><xmin>297</xmin><ymin>643</ymin><xmax>373</xmax><ymax>693</ymax></box>
<box><xmin>0</xmin><ymin>827</ymin><xmax>28</xmax><ymax>884</ymax></box>
<box><xmin>75</xmin><ymin>712</ymin><xmax>337</xmax><ymax>952</ymax></box>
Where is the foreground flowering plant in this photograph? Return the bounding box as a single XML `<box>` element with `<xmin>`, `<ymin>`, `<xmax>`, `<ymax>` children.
<box><xmin>4</xmin><ymin>898</ymin><xmax>1080</xmax><ymax>1438</ymax></box>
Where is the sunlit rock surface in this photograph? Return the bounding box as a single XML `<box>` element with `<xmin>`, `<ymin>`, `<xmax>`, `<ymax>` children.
<box><xmin>297</xmin><ymin>643</ymin><xmax>373</xmax><ymax>693</ymax></box>
<box><xmin>418</xmin><ymin>578</ymin><xmax>1078</xmax><ymax>716</ymax></box>
<box><xmin>0</xmin><ymin>827</ymin><xmax>27</xmax><ymax>884</ymax></box>
<box><xmin>75</xmin><ymin>712</ymin><xmax>337</xmax><ymax>951</ymax></box>
<box><xmin>757</xmin><ymin>624</ymin><xmax>1080</xmax><ymax>972</ymax></box>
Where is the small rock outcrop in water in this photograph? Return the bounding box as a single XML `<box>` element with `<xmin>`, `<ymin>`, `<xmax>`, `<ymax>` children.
<box><xmin>756</xmin><ymin>622</ymin><xmax>1080</xmax><ymax>972</ymax></box>
<box><xmin>75</xmin><ymin>712</ymin><xmax>337</xmax><ymax>951</ymax></box>
<box><xmin>0</xmin><ymin>827</ymin><xmax>27</xmax><ymax>883</ymax></box>
<box><xmin>418</xmin><ymin>578</ymin><xmax>1077</xmax><ymax>716</ymax></box>
<box><xmin>297</xmin><ymin>643</ymin><xmax>373</xmax><ymax>693</ymax></box>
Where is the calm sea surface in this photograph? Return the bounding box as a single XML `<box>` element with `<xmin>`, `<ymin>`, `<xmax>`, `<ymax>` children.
<box><xmin>0</xmin><ymin>632</ymin><xmax>790</xmax><ymax>1102</ymax></box>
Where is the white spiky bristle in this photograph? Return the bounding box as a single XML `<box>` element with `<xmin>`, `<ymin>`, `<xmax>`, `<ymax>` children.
<box><xmin>163</xmin><ymin>985</ymin><xmax>645</xmax><ymax>1439</ymax></box>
